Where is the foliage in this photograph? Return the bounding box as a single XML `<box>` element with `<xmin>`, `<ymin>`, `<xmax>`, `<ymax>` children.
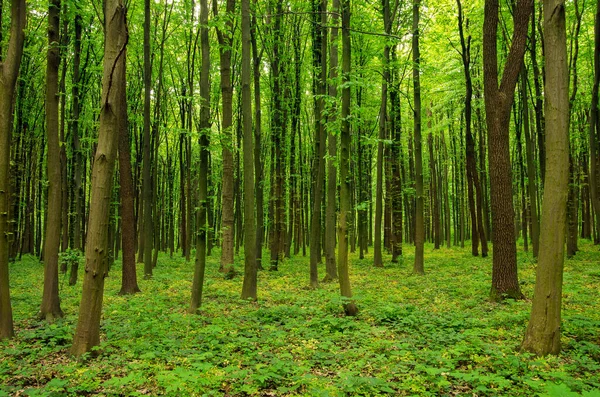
<box><xmin>1</xmin><ymin>242</ymin><xmax>599</xmax><ymax>396</ymax></box>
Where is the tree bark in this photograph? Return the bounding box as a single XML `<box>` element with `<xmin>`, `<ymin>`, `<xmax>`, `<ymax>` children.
<box><xmin>338</xmin><ymin>0</ymin><xmax>357</xmax><ymax>316</ymax></box>
<box><xmin>40</xmin><ymin>0</ymin><xmax>64</xmax><ymax>321</ymax></box>
<box><xmin>240</xmin><ymin>0</ymin><xmax>257</xmax><ymax>300</ymax></box>
<box><xmin>412</xmin><ymin>0</ymin><xmax>424</xmax><ymax>275</ymax></box>
<box><xmin>521</xmin><ymin>0</ymin><xmax>568</xmax><ymax>356</ymax></box>
<box><xmin>142</xmin><ymin>0</ymin><xmax>153</xmax><ymax>278</ymax></box>
<box><xmin>215</xmin><ymin>0</ymin><xmax>236</xmax><ymax>275</ymax></box>
<box><xmin>0</xmin><ymin>0</ymin><xmax>26</xmax><ymax>340</ymax></box>
<box><xmin>71</xmin><ymin>0</ymin><xmax>128</xmax><ymax>356</ymax></box>
<box><xmin>483</xmin><ymin>0</ymin><xmax>531</xmax><ymax>300</ymax></box>
<box><xmin>190</xmin><ymin>0</ymin><xmax>211</xmax><ymax>311</ymax></box>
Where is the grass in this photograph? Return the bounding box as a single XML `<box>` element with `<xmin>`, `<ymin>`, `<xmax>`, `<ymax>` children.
<box><xmin>1</xmin><ymin>240</ymin><xmax>599</xmax><ymax>396</ymax></box>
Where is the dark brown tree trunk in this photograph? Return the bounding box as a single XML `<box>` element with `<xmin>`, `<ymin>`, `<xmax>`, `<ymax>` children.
<box><xmin>0</xmin><ymin>0</ymin><xmax>26</xmax><ymax>340</ymax></box>
<box><xmin>324</xmin><ymin>0</ymin><xmax>339</xmax><ymax>281</ymax></box>
<box><xmin>40</xmin><ymin>0</ymin><xmax>64</xmax><ymax>321</ymax></box>
<box><xmin>190</xmin><ymin>0</ymin><xmax>211</xmax><ymax>311</ymax></box>
<box><xmin>337</xmin><ymin>0</ymin><xmax>357</xmax><ymax>316</ymax></box>
<box><xmin>118</xmin><ymin>94</ymin><xmax>140</xmax><ymax>295</ymax></box>
<box><xmin>142</xmin><ymin>0</ymin><xmax>153</xmax><ymax>278</ymax></box>
<box><xmin>412</xmin><ymin>0</ymin><xmax>425</xmax><ymax>275</ymax></box>
<box><xmin>310</xmin><ymin>0</ymin><xmax>326</xmax><ymax>288</ymax></box>
<box><xmin>240</xmin><ymin>0</ymin><xmax>257</xmax><ymax>300</ymax></box>
<box><xmin>71</xmin><ymin>0</ymin><xmax>127</xmax><ymax>356</ymax></box>
<box><xmin>483</xmin><ymin>0</ymin><xmax>531</xmax><ymax>300</ymax></box>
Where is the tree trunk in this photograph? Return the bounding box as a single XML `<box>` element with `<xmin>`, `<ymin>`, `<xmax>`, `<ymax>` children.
<box><xmin>71</xmin><ymin>0</ymin><xmax>127</xmax><ymax>356</ymax></box>
<box><xmin>215</xmin><ymin>0</ymin><xmax>236</xmax><ymax>275</ymax></box>
<box><xmin>324</xmin><ymin>0</ymin><xmax>339</xmax><ymax>281</ymax></box>
<box><xmin>412</xmin><ymin>0</ymin><xmax>425</xmax><ymax>275</ymax></box>
<box><xmin>40</xmin><ymin>0</ymin><xmax>64</xmax><ymax>321</ymax></box>
<box><xmin>118</xmin><ymin>94</ymin><xmax>140</xmax><ymax>295</ymax></box>
<box><xmin>190</xmin><ymin>0</ymin><xmax>211</xmax><ymax>311</ymax></box>
<box><xmin>483</xmin><ymin>0</ymin><xmax>531</xmax><ymax>300</ymax></box>
<box><xmin>0</xmin><ymin>0</ymin><xmax>26</xmax><ymax>340</ymax></box>
<box><xmin>240</xmin><ymin>0</ymin><xmax>257</xmax><ymax>300</ymax></box>
<box><xmin>337</xmin><ymin>0</ymin><xmax>357</xmax><ymax>316</ymax></box>
<box><xmin>521</xmin><ymin>0</ymin><xmax>568</xmax><ymax>356</ymax></box>
<box><xmin>142</xmin><ymin>0</ymin><xmax>153</xmax><ymax>278</ymax></box>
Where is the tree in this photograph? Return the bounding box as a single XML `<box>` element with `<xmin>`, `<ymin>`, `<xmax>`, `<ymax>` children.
<box><xmin>215</xmin><ymin>0</ymin><xmax>236</xmax><ymax>275</ymax></box>
<box><xmin>142</xmin><ymin>0</ymin><xmax>153</xmax><ymax>278</ymax></box>
<box><xmin>40</xmin><ymin>0</ymin><xmax>64</xmax><ymax>321</ymax></box>
<box><xmin>191</xmin><ymin>0</ymin><xmax>211</xmax><ymax>312</ymax></box>
<box><xmin>483</xmin><ymin>0</ymin><xmax>532</xmax><ymax>300</ymax></box>
<box><xmin>337</xmin><ymin>0</ymin><xmax>357</xmax><ymax>316</ymax></box>
<box><xmin>412</xmin><ymin>0</ymin><xmax>424</xmax><ymax>275</ymax></box>
<box><xmin>457</xmin><ymin>0</ymin><xmax>488</xmax><ymax>258</ymax></box>
<box><xmin>521</xmin><ymin>0</ymin><xmax>568</xmax><ymax>356</ymax></box>
<box><xmin>71</xmin><ymin>0</ymin><xmax>128</xmax><ymax>356</ymax></box>
<box><xmin>0</xmin><ymin>0</ymin><xmax>26</xmax><ymax>340</ymax></box>
<box><xmin>324</xmin><ymin>0</ymin><xmax>340</xmax><ymax>281</ymax></box>
<box><xmin>240</xmin><ymin>0</ymin><xmax>257</xmax><ymax>300</ymax></box>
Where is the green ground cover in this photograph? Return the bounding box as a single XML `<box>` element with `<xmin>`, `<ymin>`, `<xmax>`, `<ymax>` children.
<box><xmin>1</xmin><ymin>242</ymin><xmax>599</xmax><ymax>396</ymax></box>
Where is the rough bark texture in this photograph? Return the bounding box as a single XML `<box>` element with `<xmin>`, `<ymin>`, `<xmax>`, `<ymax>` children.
<box><xmin>40</xmin><ymin>0</ymin><xmax>64</xmax><ymax>321</ymax></box>
<box><xmin>483</xmin><ymin>0</ymin><xmax>532</xmax><ymax>300</ymax></box>
<box><xmin>521</xmin><ymin>0</ymin><xmax>568</xmax><ymax>356</ymax></box>
<box><xmin>412</xmin><ymin>0</ymin><xmax>424</xmax><ymax>275</ymax></box>
<box><xmin>0</xmin><ymin>0</ymin><xmax>26</xmax><ymax>340</ymax></box>
<box><xmin>71</xmin><ymin>0</ymin><xmax>127</xmax><ymax>356</ymax></box>
<box><xmin>338</xmin><ymin>0</ymin><xmax>357</xmax><ymax>316</ymax></box>
<box><xmin>240</xmin><ymin>0</ymin><xmax>257</xmax><ymax>300</ymax></box>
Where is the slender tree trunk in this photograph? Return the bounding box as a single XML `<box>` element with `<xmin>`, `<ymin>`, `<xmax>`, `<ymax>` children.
<box><xmin>251</xmin><ymin>2</ymin><xmax>264</xmax><ymax>269</ymax></box>
<box><xmin>310</xmin><ymin>0</ymin><xmax>326</xmax><ymax>288</ymax></box>
<box><xmin>522</xmin><ymin>0</ymin><xmax>568</xmax><ymax>356</ymax></box>
<box><xmin>118</xmin><ymin>93</ymin><xmax>140</xmax><ymax>295</ymax></box>
<box><xmin>338</xmin><ymin>0</ymin><xmax>357</xmax><ymax>316</ymax></box>
<box><xmin>71</xmin><ymin>0</ymin><xmax>127</xmax><ymax>356</ymax></box>
<box><xmin>142</xmin><ymin>0</ymin><xmax>153</xmax><ymax>278</ymax></box>
<box><xmin>40</xmin><ymin>0</ymin><xmax>64</xmax><ymax>321</ymax></box>
<box><xmin>215</xmin><ymin>0</ymin><xmax>236</xmax><ymax>275</ymax></box>
<box><xmin>412</xmin><ymin>0</ymin><xmax>425</xmax><ymax>275</ymax></box>
<box><xmin>72</xmin><ymin>11</ymin><xmax>83</xmax><ymax>253</ymax></box>
<box><xmin>190</xmin><ymin>0</ymin><xmax>211</xmax><ymax>311</ymax></box>
<box><xmin>240</xmin><ymin>0</ymin><xmax>256</xmax><ymax>300</ymax></box>
<box><xmin>0</xmin><ymin>0</ymin><xmax>26</xmax><ymax>340</ymax></box>
<box><xmin>324</xmin><ymin>0</ymin><xmax>339</xmax><ymax>281</ymax></box>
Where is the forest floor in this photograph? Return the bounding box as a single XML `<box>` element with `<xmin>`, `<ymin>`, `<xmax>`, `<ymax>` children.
<box><xmin>1</xmin><ymin>242</ymin><xmax>599</xmax><ymax>396</ymax></box>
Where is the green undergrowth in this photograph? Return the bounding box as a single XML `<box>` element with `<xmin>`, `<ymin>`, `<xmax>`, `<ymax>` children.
<box><xmin>1</xmin><ymin>241</ymin><xmax>599</xmax><ymax>396</ymax></box>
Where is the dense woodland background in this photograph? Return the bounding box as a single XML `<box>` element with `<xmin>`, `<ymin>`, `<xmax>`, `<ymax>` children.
<box><xmin>0</xmin><ymin>0</ymin><xmax>599</xmax><ymax>394</ymax></box>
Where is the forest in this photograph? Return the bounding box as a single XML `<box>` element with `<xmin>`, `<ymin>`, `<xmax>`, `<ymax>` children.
<box><xmin>0</xmin><ymin>0</ymin><xmax>599</xmax><ymax>395</ymax></box>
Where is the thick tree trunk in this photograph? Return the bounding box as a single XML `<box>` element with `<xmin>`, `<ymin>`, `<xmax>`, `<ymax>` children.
<box><xmin>483</xmin><ymin>0</ymin><xmax>531</xmax><ymax>300</ymax></box>
<box><xmin>0</xmin><ymin>0</ymin><xmax>26</xmax><ymax>340</ymax></box>
<box><xmin>522</xmin><ymin>0</ymin><xmax>568</xmax><ymax>356</ymax></box>
<box><xmin>40</xmin><ymin>0</ymin><xmax>64</xmax><ymax>321</ymax></box>
<box><xmin>71</xmin><ymin>0</ymin><xmax>127</xmax><ymax>356</ymax></box>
